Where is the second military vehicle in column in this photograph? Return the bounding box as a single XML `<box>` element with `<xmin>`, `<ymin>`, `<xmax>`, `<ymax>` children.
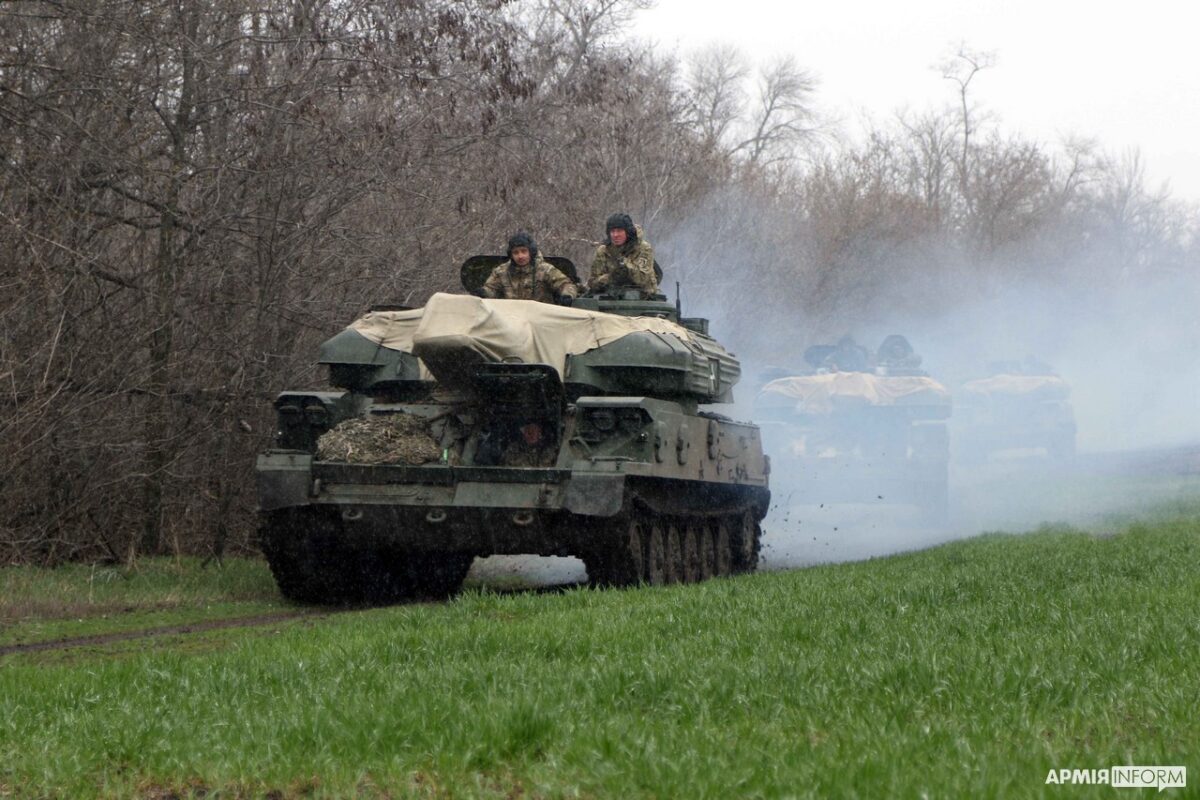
<box><xmin>755</xmin><ymin>335</ymin><xmax>951</xmax><ymax>521</ymax></box>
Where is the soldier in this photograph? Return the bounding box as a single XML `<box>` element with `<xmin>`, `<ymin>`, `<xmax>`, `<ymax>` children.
<box><xmin>502</xmin><ymin>421</ymin><xmax>557</xmax><ymax>467</ymax></box>
<box><xmin>481</xmin><ymin>231</ymin><xmax>578</xmax><ymax>304</ymax></box>
<box><xmin>587</xmin><ymin>213</ymin><xmax>659</xmax><ymax>297</ymax></box>
<box><xmin>824</xmin><ymin>335</ymin><xmax>870</xmax><ymax>373</ymax></box>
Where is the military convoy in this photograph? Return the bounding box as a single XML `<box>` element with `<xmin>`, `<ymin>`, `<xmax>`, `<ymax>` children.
<box><xmin>754</xmin><ymin>336</ymin><xmax>952</xmax><ymax>521</ymax></box>
<box><xmin>256</xmin><ymin>256</ymin><xmax>770</xmax><ymax>603</ymax></box>
<box><xmin>255</xmin><ymin>240</ymin><xmax>1090</xmax><ymax>601</ymax></box>
<box><xmin>955</xmin><ymin>359</ymin><xmax>1076</xmax><ymax>462</ymax></box>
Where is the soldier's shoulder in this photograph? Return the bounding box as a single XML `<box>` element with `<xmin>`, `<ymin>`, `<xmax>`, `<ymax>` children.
<box><xmin>635</xmin><ymin>238</ymin><xmax>653</xmax><ymax>254</ymax></box>
<box><xmin>536</xmin><ymin>258</ymin><xmax>567</xmax><ymax>276</ymax></box>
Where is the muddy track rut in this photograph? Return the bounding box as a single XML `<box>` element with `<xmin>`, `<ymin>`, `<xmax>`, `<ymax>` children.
<box><xmin>0</xmin><ymin>611</ymin><xmax>331</xmax><ymax>657</ymax></box>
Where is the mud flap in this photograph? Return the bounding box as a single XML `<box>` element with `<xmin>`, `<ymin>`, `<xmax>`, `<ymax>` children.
<box><xmin>563</xmin><ymin>474</ymin><xmax>624</xmax><ymax>517</ymax></box>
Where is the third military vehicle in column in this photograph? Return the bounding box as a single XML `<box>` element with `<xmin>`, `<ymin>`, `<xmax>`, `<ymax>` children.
<box><xmin>955</xmin><ymin>359</ymin><xmax>1076</xmax><ymax>462</ymax></box>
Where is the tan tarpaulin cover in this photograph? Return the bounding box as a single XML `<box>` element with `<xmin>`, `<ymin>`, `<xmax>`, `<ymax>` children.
<box><xmin>350</xmin><ymin>307</ymin><xmax>425</xmax><ymax>352</ymax></box>
<box><xmin>961</xmin><ymin>374</ymin><xmax>1070</xmax><ymax>399</ymax></box>
<box><xmin>349</xmin><ymin>293</ymin><xmax>693</xmax><ymax>378</ymax></box>
<box><xmin>758</xmin><ymin>372</ymin><xmax>950</xmax><ymax>415</ymax></box>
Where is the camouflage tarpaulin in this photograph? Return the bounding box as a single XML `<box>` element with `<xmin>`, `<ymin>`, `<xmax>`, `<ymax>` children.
<box><xmin>961</xmin><ymin>375</ymin><xmax>1071</xmax><ymax>401</ymax></box>
<box><xmin>757</xmin><ymin>372</ymin><xmax>950</xmax><ymax>414</ymax></box>
<box><xmin>347</xmin><ymin>293</ymin><xmax>693</xmax><ymax>385</ymax></box>
<box><xmin>317</xmin><ymin>414</ymin><xmax>443</xmax><ymax>465</ymax></box>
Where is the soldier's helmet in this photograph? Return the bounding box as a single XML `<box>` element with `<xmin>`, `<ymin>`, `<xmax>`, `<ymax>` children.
<box><xmin>507</xmin><ymin>231</ymin><xmax>539</xmax><ymax>261</ymax></box>
<box><xmin>604</xmin><ymin>213</ymin><xmax>637</xmax><ymax>245</ymax></box>
<box><xmin>878</xmin><ymin>334</ymin><xmax>915</xmax><ymax>363</ymax></box>
<box><xmin>827</xmin><ymin>335</ymin><xmax>869</xmax><ymax>372</ymax></box>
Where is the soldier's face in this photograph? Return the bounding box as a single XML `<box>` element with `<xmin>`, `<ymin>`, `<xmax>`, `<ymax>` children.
<box><xmin>608</xmin><ymin>228</ymin><xmax>627</xmax><ymax>246</ymax></box>
<box><xmin>511</xmin><ymin>246</ymin><xmax>531</xmax><ymax>266</ymax></box>
<box><xmin>520</xmin><ymin>423</ymin><xmax>543</xmax><ymax>445</ymax></box>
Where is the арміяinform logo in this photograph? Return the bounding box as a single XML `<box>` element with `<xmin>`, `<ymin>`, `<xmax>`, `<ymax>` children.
<box><xmin>1045</xmin><ymin>766</ymin><xmax>1186</xmax><ymax>791</ymax></box>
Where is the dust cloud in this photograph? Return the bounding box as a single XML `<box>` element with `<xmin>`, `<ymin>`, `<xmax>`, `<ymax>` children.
<box><xmin>470</xmin><ymin>230</ymin><xmax>1199</xmax><ymax>588</ymax></box>
<box><xmin>736</xmin><ymin>267</ymin><xmax>1200</xmax><ymax>570</ymax></box>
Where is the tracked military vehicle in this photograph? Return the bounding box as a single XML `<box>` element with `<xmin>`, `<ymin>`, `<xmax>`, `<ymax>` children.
<box><xmin>955</xmin><ymin>359</ymin><xmax>1076</xmax><ymax>462</ymax></box>
<box><xmin>256</xmin><ymin>256</ymin><xmax>769</xmax><ymax>603</ymax></box>
<box><xmin>755</xmin><ymin>335</ymin><xmax>951</xmax><ymax>521</ymax></box>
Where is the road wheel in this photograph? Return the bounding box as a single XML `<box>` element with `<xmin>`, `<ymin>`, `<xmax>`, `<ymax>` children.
<box><xmin>664</xmin><ymin>523</ymin><xmax>683</xmax><ymax>584</ymax></box>
<box><xmin>681</xmin><ymin>524</ymin><xmax>700</xmax><ymax>583</ymax></box>
<box><xmin>712</xmin><ymin>519</ymin><xmax>732</xmax><ymax>577</ymax></box>
<box><xmin>644</xmin><ymin>522</ymin><xmax>668</xmax><ymax>586</ymax></box>
<box><xmin>697</xmin><ymin>522</ymin><xmax>716</xmax><ymax>580</ymax></box>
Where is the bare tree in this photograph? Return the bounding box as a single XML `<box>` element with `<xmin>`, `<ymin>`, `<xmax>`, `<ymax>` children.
<box><xmin>733</xmin><ymin>56</ymin><xmax>819</xmax><ymax>169</ymax></box>
<box><xmin>684</xmin><ymin>44</ymin><xmax>747</xmax><ymax>155</ymax></box>
<box><xmin>520</xmin><ymin>0</ymin><xmax>654</xmax><ymax>84</ymax></box>
<box><xmin>938</xmin><ymin>44</ymin><xmax>996</xmax><ymax>207</ymax></box>
<box><xmin>1</xmin><ymin>2</ymin><xmax>1196</xmax><ymax>565</ymax></box>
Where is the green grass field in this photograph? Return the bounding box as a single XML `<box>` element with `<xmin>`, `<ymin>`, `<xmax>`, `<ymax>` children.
<box><xmin>0</xmin><ymin>558</ymin><xmax>286</xmax><ymax>648</ymax></box>
<box><xmin>2</xmin><ymin>515</ymin><xmax>1198</xmax><ymax>798</ymax></box>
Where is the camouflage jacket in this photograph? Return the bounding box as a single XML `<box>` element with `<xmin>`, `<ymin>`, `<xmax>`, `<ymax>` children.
<box><xmin>502</xmin><ymin>439</ymin><xmax>557</xmax><ymax>467</ymax></box>
<box><xmin>587</xmin><ymin>233</ymin><xmax>658</xmax><ymax>296</ymax></box>
<box><xmin>482</xmin><ymin>256</ymin><xmax>578</xmax><ymax>303</ymax></box>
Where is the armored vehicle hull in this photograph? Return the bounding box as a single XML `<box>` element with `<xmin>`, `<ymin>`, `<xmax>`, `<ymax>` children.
<box><xmin>257</xmin><ymin>285</ymin><xmax>768</xmax><ymax>603</ymax></box>
<box><xmin>757</xmin><ymin>406</ymin><xmax>949</xmax><ymax>521</ymax></box>
<box><xmin>755</xmin><ymin>337</ymin><xmax>951</xmax><ymax>521</ymax></box>
<box><xmin>955</xmin><ymin>374</ymin><xmax>1076</xmax><ymax>462</ymax></box>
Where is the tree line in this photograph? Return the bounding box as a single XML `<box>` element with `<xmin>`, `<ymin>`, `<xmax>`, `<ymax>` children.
<box><xmin>2</xmin><ymin>1</ymin><xmax>1195</xmax><ymax>563</ymax></box>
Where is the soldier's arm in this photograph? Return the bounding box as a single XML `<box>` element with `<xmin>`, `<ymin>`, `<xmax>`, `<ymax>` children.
<box><xmin>586</xmin><ymin>248</ymin><xmax>610</xmax><ymax>290</ymax></box>
<box><xmin>543</xmin><ymin>265</ymin><xmax>579</xmax><ymax>298</ymax></box>
<box><xmin>625</xmin><ymin>243</ymin><xmax>658</xmax><ymax>292</ymax></box>
<box><xmin>481</xmin><ymin>266</ymin><xmax>505</xmax><ymax>298</ymax></box>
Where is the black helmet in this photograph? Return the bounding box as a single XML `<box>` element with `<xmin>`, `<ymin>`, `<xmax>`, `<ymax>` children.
<box><xmin>506</xmin><ymin>231</ymin><xmax>538</xmax><ymax>261</ymax></box>
<box><xmin>604</xmin><ymin>213</ymin><xmax>637</xmax><ymax>245</ymax></box>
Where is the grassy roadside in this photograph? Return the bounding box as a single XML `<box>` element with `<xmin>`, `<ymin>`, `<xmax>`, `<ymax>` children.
<box><xmin>0</xmin><ymin>558</ymin><xmax>284</xmax><ymax>647</ymax></box>
<box><xmin>2</xmin><ymin>515</ymin><xmax>1198</xmax><ymax>798</ymax></box>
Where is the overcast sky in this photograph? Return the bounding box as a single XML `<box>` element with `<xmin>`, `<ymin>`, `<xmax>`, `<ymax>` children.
<box><xmin>638</xmin><ymin>0</ymin><xmax>1200</xmax><ymax>202</ymax></box>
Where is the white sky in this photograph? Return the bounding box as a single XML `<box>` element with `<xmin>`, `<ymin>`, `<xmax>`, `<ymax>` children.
<box><xmin>638</xmin><ymin>0</ymin><xmax>1200</xmax><ymax>201</ymax></box>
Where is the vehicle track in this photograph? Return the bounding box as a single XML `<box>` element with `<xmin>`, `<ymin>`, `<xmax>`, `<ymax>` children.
<box><xmin>0</xmin><ymin>580</ymin><xmax>590</xmax><ymax>658</ymax></box>
<box><xmin>0</xmin><ymin>611</ymin><xmax>330</xmax><ymax>657</ymax></box>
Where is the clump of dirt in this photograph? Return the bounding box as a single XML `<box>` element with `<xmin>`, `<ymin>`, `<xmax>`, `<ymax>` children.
<box><xmin>317</xmin><ymin>414</ymin><xmax>442</xmax><ymax>465</ymax></box>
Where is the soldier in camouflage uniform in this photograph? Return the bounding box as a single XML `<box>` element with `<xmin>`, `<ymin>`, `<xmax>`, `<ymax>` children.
<box><xmin>481</xmin><ymin>231</ymin><xmax>578</xmax><ymax>304</ymax></box>
<box><xmin>587</xmin><ymin>213</ymin><xmax>658</xmax><ymax>297</ymax></box>
<box><xmin>502</xmin><ymin>421</ymin><xmax>557</xmax><ymax>467</ymax></box>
